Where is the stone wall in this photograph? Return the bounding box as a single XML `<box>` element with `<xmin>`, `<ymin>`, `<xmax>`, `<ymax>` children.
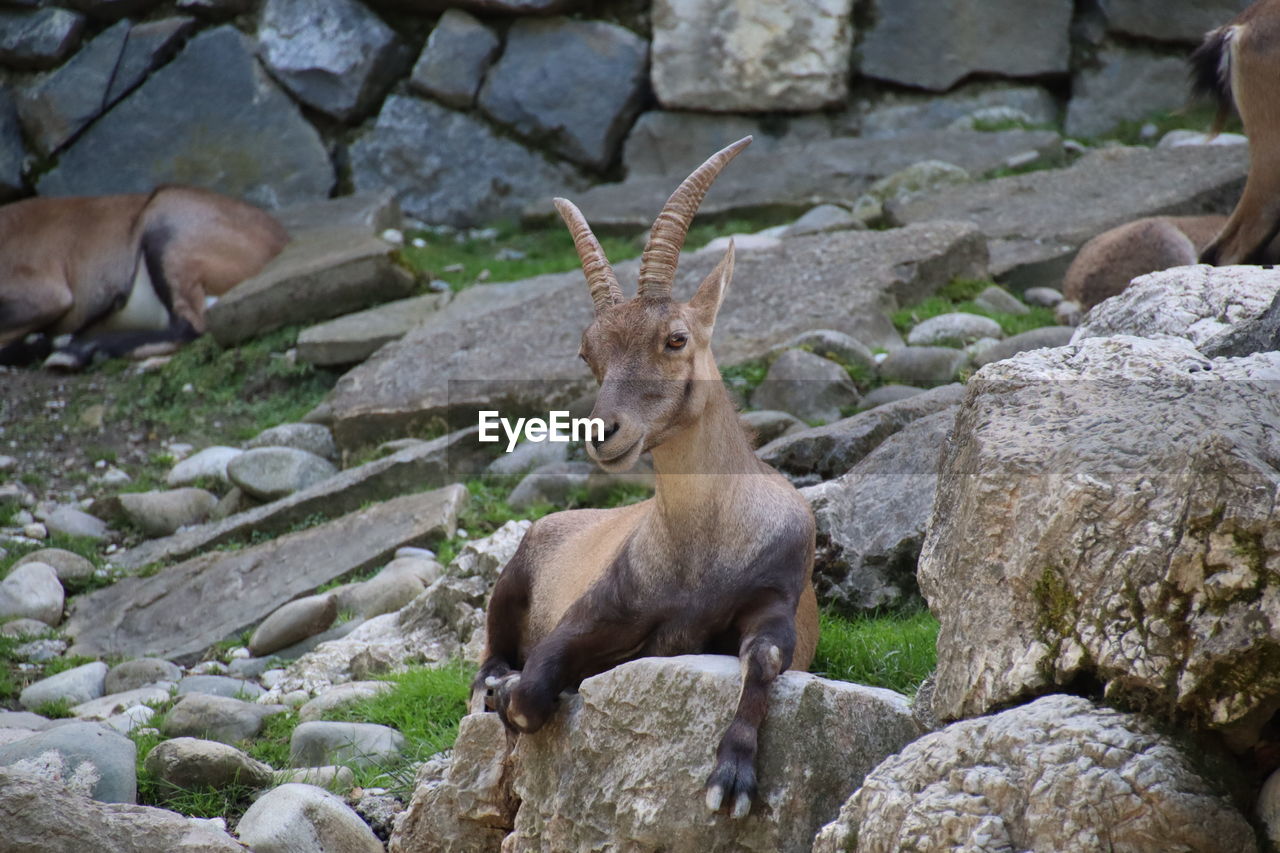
<box><xmin>0</xmin><ymin>0</ymin><xmax>1253</xmax><ymax>224</ymax></box>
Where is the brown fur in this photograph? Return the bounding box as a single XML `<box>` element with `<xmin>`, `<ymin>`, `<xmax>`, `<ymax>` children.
<box><xmin>0</xmin><ymin>186</ymin><xmax>287</xmax><ymax>366</ymax></box>
<box><xmin>1195</xmin><ymin>0</ymin><xmax>1280</xmax><ymax>265</ymax></box>
<box><xmin>1062</xmin><ymin>215</ymin><xmax>1228</xmax><ymax>309</ymax></box>
<box><xmin>476</xmin><ymin>139</ymin><xmax>820</xmax><ymax>820</ymax></box>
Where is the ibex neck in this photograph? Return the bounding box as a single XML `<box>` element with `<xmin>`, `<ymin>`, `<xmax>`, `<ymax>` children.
<box><xmin>649</xmin><ymin>377</ymin><xmax>760</xmax><ymax>520</ymax></box>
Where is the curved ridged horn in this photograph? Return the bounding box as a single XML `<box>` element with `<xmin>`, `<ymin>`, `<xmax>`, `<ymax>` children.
<box><xmin>637</xmin><ymin>136</ymin><xmax>752</xmax><ymax>299</ymax></box>
<box><xmin>554</xmin><ymin>197</ymin><xmax>623</xmax><ymax>313</ymax></box>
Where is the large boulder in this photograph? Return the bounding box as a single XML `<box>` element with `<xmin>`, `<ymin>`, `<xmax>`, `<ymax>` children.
<box><xmin>889</xmin><ymin>145</ymin><xmax>1249</xmax><ymax>290</ymax></box>
<box><xmin>237</xmin><ymin>783</ymin><xmax>383</xmax><ymax>853</ymax></box>
<box><xmin>478</xmin><ymin>17</ymin><xmax>647</xmax><ymax>169</ymax></box>
<box><xmin>1103</xmin><ymin>0</ymin><xmax>1252</xmax><ymax>44</ymax></box>
<box><xmin>316</xmin><ymin>222</ymin><xmax>985</xmax><ymax>455</ymax></box>
<box><xmin>351</xmin><ymin>94</ymin><xmax>585</xmax><ymax>227</ymax></box>
<box><xmin>651</xmin><ymin>0</ymin><xmax>854</xmax><ymax>112</ymax></box>
<box><xmin>1072</xmin><ymin>265</ymin><xmax>1280</xmax><ymax>353</ymax></box>
<box><xmin>37</xmin><ymin>26</ymin><xmax>333</xmax><ymax>208</ymax></box>
<box><xmin>257</xmin><ymin>0</ymin><xmax>404</xmax><ymax>122</ymax></box>
<box><xmin>801</xmin><ymin>408</ymin><xmax>956</xmax><ymax>613</ymax></box>
<box><xmin>0</xmin><ymin>721</ymin><xmax>135</xmax><ymax>803</ymax></box>
<box><xmin>813</xmin><ymin>695</ymin><xmax>1257</xmax><ymax>853</ymax></box>
<box><xmin>859</xmin><ymin>0</ymin><xmax>1071</xmax><ymax>92</ymax></box>
<box><xmin>503</xmin><ymin>656</ymin><xmax>919</xmax><ymax>852</ymax></box>
<box><xmin>408</xmin><ymin>8</ymin><xmax>499</xmax><ymax>109</ymax></box>
<box><xmin>918</xmin><ymin>335</ymin><xmax>1280</xmax><ymax>735</ymax></box>
<box><xmin>1065</xmin><ymin>45</ymin><xmax>1190</xmax><ymax>140</ymax></box>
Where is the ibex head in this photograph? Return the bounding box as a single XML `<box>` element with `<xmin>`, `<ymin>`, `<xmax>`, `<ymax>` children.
<box><xmin>554</xmin><ymin>137</ymin><xmax>750</xmax><ymax>472</ymax></box>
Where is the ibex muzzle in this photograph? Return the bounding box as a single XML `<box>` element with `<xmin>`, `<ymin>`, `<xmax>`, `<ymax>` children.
<box><xmin>475</xmin><ymin>137</ymin><xmax>821</xmax><ymax>820</ymax></box>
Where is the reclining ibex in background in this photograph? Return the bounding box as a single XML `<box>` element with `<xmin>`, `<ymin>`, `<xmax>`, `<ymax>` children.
<box><xmin>475</xmin><ymin>137</ymin><xmax>820</xmax><ymax>819</ymax></box>
<box><xmin>0</xmin><ymin>186</ymin><xmax>288</xmax><ymax>369</ymax></box>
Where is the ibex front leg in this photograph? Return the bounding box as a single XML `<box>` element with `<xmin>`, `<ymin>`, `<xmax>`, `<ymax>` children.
<box><xmin>705</xmin><ymin>593</ymin><xmax>797</xmax><ymax>820</ymax></box>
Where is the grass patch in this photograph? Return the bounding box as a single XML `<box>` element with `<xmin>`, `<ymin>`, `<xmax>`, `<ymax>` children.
<box><xmin>721</xmin><ymin>358</ymin><xmax>770</xmax><ymax>398</ymax></box>
<box><xmin>400</xmin><ymin>213</ymin><xmax>794</xmax><ymax>293</ymax></box>
<box><xmin>1089</xmin><ymin>103</ymin><xmax>1242</xmax><ymax>148</ymax></box>
<box><xmin>244</xmin><ymin>710</ymin><xmax>300</xmax><ymax>769</ymax></box>
<box><xmin>891</xmin><ymin>278</ymin><xmax>1058</xmax><ymax>339</ymax></box>
<box><xmin>812</xmin><ymin>607</ymin><xmax>939</xmax><ymax>696</ymax></box>
<box><xmin>31</xmin><ymin>697</ymin><xmax>75</xmax><ymax>718</ymax></box>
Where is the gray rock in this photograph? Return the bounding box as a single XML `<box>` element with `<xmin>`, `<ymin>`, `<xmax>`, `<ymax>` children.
<box><xmin>751</xmin><ymin>349</ymin><xmax>860</xmax><ymax>424</ymax></box>
<box><xmin>408</xmin><ymin>9</ymin><xmax>498</xmax><ymax>109</ymax></box>
<box><xmin>227</xmin><ymin>655</ymin><xmax>283</xmax><ymax>679</ymax></box>
<box><xmin>652</xmin><ymin>0</ymin><xmax>854</xmax><ymax>112</ymax></box>
<box><xmin>622</xmin><ymin>110</ymin><xmax>835</xmax><ymax>178</ymax></box>
<box><xmin>65</xmin><ymin>487</ymin><xmax>466</xmax><ymax>661</ymax></box>
<box><xmin>37</xmin><ymin>27</ymin><xmax>334</xmax><ymax>209</ymax></box>
<box><xmin>486</xmin><ymin>439</ymin><xmax>568</xmax><ymax>479</ymax></box>
<box><xmin>0</xmin><ymin>763</ymin><xmax>242</xmax><ymax>851</ymax></box>
<box><xmin>972</xmin><ymin>284</ymin><xmax>1029</xmax><ymax>316</ymax></box>
<box><xmin>740</xmin><ymin>410</ymin><xmax>806</xmax><ymax>447</ymax></box>
<box><xmin>43</xmin><ymin>505</ymin><xmax>109</xmax><ymax>541</ymax></box>
<box><xmin>1104</xmin><ymin>0</ymin><xmax>1252</xmax><ymax>44</ymax></box>
<box><xmin>861</xmin><ymin>0</ymin><xmax>1071</xmax><ymax>92</ymax></box>
<box><xmin>504</xmin><ymin>655</ymin><xmax>919</xmax><ymax>853</ymax></box>
<box><xmin>0</xmin><ymin>711</ymin><xmax>52</xmax><ymax>731</ymax></box>
<box><xmin>0</xmin><ymin>721</ymin><xmax>134</xmax><ymax>802</ymax></box>
<box><xmin>297</xmin><ymin>681</ymin><xmax>393</xmax><ymax>723</ymax></box>
<box><xmin>814</xmin><ymin>695</ymin><xmax>1256</xmax><ymax>853</ymax></box>
<box><xmin>290</xmin><ymin>720</ymin><xmax>405</xmax><ymax>768</ymax></box>
<box><xmin>877</xmin><ymin>346</ymin><xmax>968</xmax><ymax>386</ymax></box>
<box><xmin>802</xmin><ymin>409</ymin><xmax>956</xmax><ymax>613</ymax></box>
<box><xmin>115</xmin><ymin>489</ymin><xmax>217</xmax><ymax>538</ymax></box>
<box><xmin>1263</xmin><ymin>768</ymin><xmax>1280</xmax><ymax>850</ymax></box>
<box><xmin>920</xmin><ymin>336</ymin><xmax>1280</xmax><ymax>729</ymax></box>
<box><xmin>105</xmin><ymin>658</ymin><xmax>182</xmax><ymax>694</ymax></box>
<box><xmin>226</xmin><ymin>447</ymin><xmax>338</xmax><ymax>502</ymax></box>
<box><xmin>271</xmin><ymin>616</ymin><xmax>366</xmax><ymax>663</ymax></box>
<box><xmin>906</xmin><ymin>313</ymin><xmax>1003</xmax><ymax>347</ymax></box>
<box><xmin>889</xmin><ymin>145</ymin><xmax>1248</xmax><ymax>291</ymax></box>
<box><xmin>785</xmin><ymin>204</ymin><xmax>863</xmax><ymax>238</ymax></box>
<box><xmin>352</xmin><ymin>95</ymin><xmax>586</xmax><ymax>227</ymax></box>
<box><xmin>1160</xmin><ymin>129</ymin><xmax>1250</xmax><ymax>148</ymax></box>
<box><xmin>207</xmin><ymin>227</ymin><xmax>417</xmax><ymax>346</ymax></box>
<box><xmin>14</xmin><ymin>548</ymin><xmax>94</xmax><ymax>585</ymax></box>
<box><xmin>1202</xmin><ymin>288</ymin><xmax>1280</xmax><ymax>358</ymax></box>
<box><xmin>318</xmin><ymin>222</ymin><xmax>985</xmax><ymax>454</ymax></box>
<box><xmin>238</xmin><ymin>783</ymin><xmax>384</xmax><ymax>853</ymax></box>
<box><xmin>0</xmin><ymin>618</ymin><xmax>52</xmax><ymax>638</ymax></box>
<box><xmin>1065</xmin><ymin>45</ymin><xmax>1189</xmax><ymax>139</ymax></box>
<box><xmin>257</xmin><ymin>0</ymin><xmax>404</xmax><ymax>122</ymax></box>
<box><xmin>246</xmin><ymin>423</ymin><xmax>338</xmax><ymax>463</ymax></box>
<box><xmin>1023</xmin><ymin>286</ymin><xmax>1064</xmax><ymax>307</ymax></box>
<box><xmin>144</xmin><ymin>737</ymin><xmax>273</xmax><ymax>789</ymax></box>
<box><xmin>115</xmin><ymin>436</ymin><xmax>480</xmax><ymax>571</ymax></box>
<box><xmin>507</xmin><ymin>461</ymin><xmax>594</xmax><ymax>510</ymax></box>
<box><xmin>20</xmin><ymin>662</ymin><xmax>106</xmax><ymax>711</ymax></box>
<box><xmin>559</xmin><ymin>129</ymin><xmax>1062</xmax><ymax>229</ymax></box>
<box><xmin>1073</xmin><ymin>265</ymin><xmax>1280</xmax><ymax>352</ymax></box>
<box><xmin>335</xmin><ymin>569</ymin><xmax>427</xmax><ymax>620</ymax></box>
<box><xmin>860</xmin><ymin>83</ymin><xmax>1059</xmax><ymax>139</ymax></box>
<box><xmin>867</xmin><ymin>160</ymin><xmax>971</xmax><ymax>206</ymax></box>
<box><xmin>0</xmin><ymin>562</ymin><xmax>63</xmax><ymax>626</ymax></box>
<box><xmin>296</xmin><ymin>291</ymin><xmax>452</xmax><ymax>367</ymax></box>
<box><xmin>479</xmin><ymin>18</ymin><xmax>646</xmax><ymax>170</ymax></box>
<box><xmin>162</xmin><ymin>694</ymin><xmax>285</xmax><ymax>743</ymax></box>
<box><xmin>0</xmin><ymin>7</ymin><xmax>84</xmax><ymax>70</ymax></box>
<box><xmin>14</xmin><ymin>17</ymin><xmax>193</xmax><ymax>157</ymax></box>
<box><xmin>758</xmin><ymin>383</ymin><xmax>964</xmax><ymax>482</ymax></box>
<box><xmin>176</xmin><ymin>675</ymin><xmax>264</xmax><ymax>700</ymax></box>
<box><xmin>768</xmin><ymin>329</ymin><xmax>876</xmax><ymax>374</ymax></box>
<box><xmin>857</xmin><ymin>384</ymin><xmax>926</xmax><ymax>410</ymax></box>
<box><xmin>971</xmin><ymin>325</ymin><xmax>1076</xmax><ymax>367</ymax></box>
<box><xmin>273</xmin><ymin>764</ymin><xmax>356</xmax><ymax>789</ymax></box>
<box><xmin>166</xmin><ymin>446</ymin><xmax>242</xmax><ymax>487</ymax></box>
<box><xmin>250</xmin><ymin>594</ymin><xmax>338</xmax><ymax>657</ymax></box>
<box><xmin>70</xmin><ymin>685</ymin><xmax>173</xmax><ymax>721</ymax></box>
<box><xmin>276</xmin><ymin>189</ymin><xmax>402</xmax><ymax>238</ymax></box>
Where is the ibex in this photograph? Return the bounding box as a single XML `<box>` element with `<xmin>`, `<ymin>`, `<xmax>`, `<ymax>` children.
<box><xmin>0</xmin><ymin>186</ymin><xmax>288</xmax><ymax>369</ymax></box>
<box><xmin>1192</xmin><ymin>0</ymin><xmax>1280</xmax><ymax>265</ymax></box>
<box><xmin>475</xmin><ymin>137</ymin><xmax>820</xmax><ymax>819</ymax></box>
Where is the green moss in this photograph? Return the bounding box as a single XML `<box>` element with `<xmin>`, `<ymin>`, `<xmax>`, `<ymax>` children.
<box><xmin>812</xmin><ymin>607</ymin><xmax>939</xmax><ymax>696</ymax></box>
<box><xmin>891</xmin><ymin>290</ymin><xmax>1057</xmax><ymax>337</ymax></box>
<box><xmin>1033</xmin><ymin>566</ymin><xmax>1074</xmax><ymax>638</ymax></box>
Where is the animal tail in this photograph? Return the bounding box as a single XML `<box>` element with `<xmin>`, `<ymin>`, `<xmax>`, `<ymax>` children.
<box><xmin>1189</xmin><ymin>25</ymin><xmax>1239</xmax><ymax>137</ymax></box>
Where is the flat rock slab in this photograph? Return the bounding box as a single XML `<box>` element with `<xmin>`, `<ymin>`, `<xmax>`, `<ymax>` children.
<box><xmin>66</xmin><ymin>488</ymin><xmax>467</xmax><ymax>662</ymax></box>
<box><xmin>111</xmin><ymin>436</ymin><xmax>480</xmax><ymax>571</ymax></box>
<box><xmin>297</xmin><ymin>291</ymin><xmax>452</xmax><ymax>367</ymax></box>
<box><xmin>275</xmin><ymin>189</ymin><xmax>401</xmax><ymax>238</ymax></box>
<box><xmin>317</xmin><ymin>221</ymin><xmax>987</xmax><ymax>455</ymax></box>
<box><xmin>208</xmin><ymin>227</ymin><xmax>416</xmax><ymax>346</ymax></box>
<box><xmin>530</xmin><ymin>130</ymin><xmax>1062</xmax><ymax>229</ymax></box>
<box><xmin>889</xmin><ymin>144</ymin><xmax>1249</xmax><ymax>290</ymax></box>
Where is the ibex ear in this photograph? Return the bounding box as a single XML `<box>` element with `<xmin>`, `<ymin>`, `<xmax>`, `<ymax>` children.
<box><xmin>689</xmin><ymin>240</ymin><xmax>734</xmax><ymax>331</ymax></box>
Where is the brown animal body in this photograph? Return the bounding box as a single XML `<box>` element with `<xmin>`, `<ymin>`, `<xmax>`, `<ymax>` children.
<box><xmin>475</xmin><ymin>138</ymin><xmax>820</xmax><ymax>820</ymax></box>
<box><xmin>1062</xmin><ymin>215</ymin><xmax>1228</xmax><ymax>309</ymax></box>
<box><xmin>0</xmin><ymin>186</ymin><xmax>287</xmax><ymax>368</ymax></box>
<box><xmin>1192</xmin><ymin>0</ymin><xmax>1280</xmax><ymax>265</ymax></box>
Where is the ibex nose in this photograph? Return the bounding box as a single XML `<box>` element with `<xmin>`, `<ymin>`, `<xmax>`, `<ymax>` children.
<box><xmin>594</xmin><ymin>420</ymin><xmax>621</xmax><ymax>447</ymax></box>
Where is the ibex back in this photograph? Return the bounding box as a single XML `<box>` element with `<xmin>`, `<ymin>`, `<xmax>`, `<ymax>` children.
<box><xmin>475</xmin><ymin>137</ymin><xmax>820</xmax><ymax>820</ymax></box>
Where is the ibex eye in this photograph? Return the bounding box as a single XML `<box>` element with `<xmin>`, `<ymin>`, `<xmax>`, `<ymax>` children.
<box><xmin>666</xmin><ymin>333</ymin><xmax>687</xmax><ymax>350</ymax></box>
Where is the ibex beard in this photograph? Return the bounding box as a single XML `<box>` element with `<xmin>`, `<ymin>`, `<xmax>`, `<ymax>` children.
<box><xmin>473</xmin><ymin>136</ymin><xmax>821</xmax><ymax>820</ymax></box>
